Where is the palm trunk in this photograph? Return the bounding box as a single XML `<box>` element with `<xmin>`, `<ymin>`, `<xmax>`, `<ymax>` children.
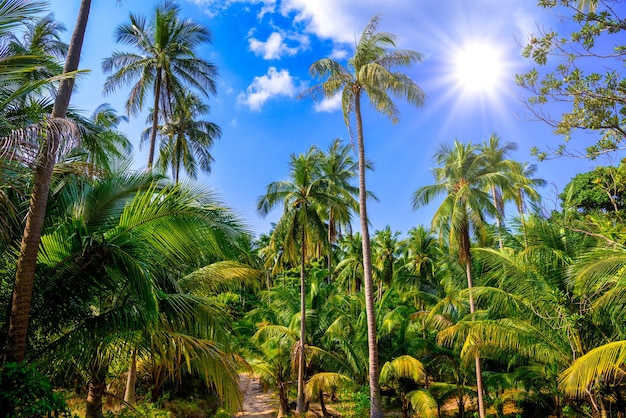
<box><xmin>296</xmin><ymin>227</ymin><xmax>307</xmax><ymax>414</ymax></box>
<box><xmin>327</xmin><ymin>209</ymin><xmax>334</xmax><ymax>283</ymax></box>
<box><xmin>319</xmin><ymin>389</ymin><xmax>329</xmax><ymax>417</ymax></box>
<box><xmin>85</xmin><ymin>374</ymin><xmax>106</xmax><ymax>418</ymax></box>
<box><xmin>355</xmin><ymin>91</ymin><xmax>383</xmax><ymax>418</ymax></box>
<box><xmin>465</xmin><ymin>261</ymin><xmax>485</xmax><ymax>418</ymax></box>
<box><xmin>124</xmin><ymin>350</ymin><xmax>137</xmax><ymax>405</ymax></box>
<box><xmin>278</xmin><ymin>382</ymin><xmax>290</xmax><ymax>417</ymax></box>
<box><xmin>147</xmin><ymin>68</ymin><xmax>162</xmax><ymax>168</ymax></box>
<box><xmin>5</xmin><ymin>0</ymin><xmax>92</xmax><ymax>362</ymax></box>
<box><xmin>491</xmin><ymin>186</ymin><xmax>504</xmax><ymax>249</ymax></box>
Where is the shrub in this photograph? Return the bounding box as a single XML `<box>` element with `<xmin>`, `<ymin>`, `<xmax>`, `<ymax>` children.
<box><xmin>0</xmin><ymin>362</ymin><xmax>72</xmax><ymax>417</ymax></box>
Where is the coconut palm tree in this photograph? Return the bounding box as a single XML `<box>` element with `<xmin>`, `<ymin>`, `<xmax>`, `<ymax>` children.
<box><xmin>6</xmin><ymin>0</ymin><xmax>91</xmax><ymax>363</ymax></box>
<box><xmin>507</xmin><ymin>162</ymin><xmax>545</xmax><ymax>239</ymax></box>
<box><xmin>29</xmin><ymin>171</ymin><xmax>249</xmax><ymax>416</ymax></box>
<box><xmin>257</xmin><ymin>147</ymin><xmax>343</xmax><ymax>414</ymax></box>
<box><xmin>462</xmin><ymin>216</ymin><xmax>601</xmax><ymax>416</ymax></box>
<box><xmin>479</xmin><ymin>134</ymin><xmax>518</xmax><ymax>248</ymax></box>
<box><xmin>156</xmin><ymin>92</ymin><xmax>221</xmax><ymax>182</ymax></box>
<box><xmin>335</xmin><ymin>233</ymin><xmax>366</xmax><ymax>293</ymax></box>
<box><xmin>372</xmin><ymin>226</ymin><xmax>401</xmax><ymax>299</ymax></box>
<box><xmin>318</xmin><ymin>138</ymin><xmax>360</xmax><ymax>282</ymax></box>
<box><xmin>102</xmin><ymin>0</ymin><xmax>217</xmax><ymax>168</ymax></box>
<box><xmin>302</xmin><ymin>16</ymin><xmax>426</xmax><ymax>415</ymax></box>
<box><xmin>413</xmin><ymin>140</ymin><xmax>503</xmax><ymax>418</ymax></box>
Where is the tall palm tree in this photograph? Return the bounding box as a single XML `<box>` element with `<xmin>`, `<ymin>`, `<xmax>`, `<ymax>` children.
<box><xmin>302</xmin><ymin>15</ymin><xmax>426</xmax><ymax>416</ymax></box>
<box><xmin>318</xmin><ymin>138</ymin><xmax>359</xmax><ymax>282</ymax></box>
<box><xmin>102</xmin><ymin>0</ymin><xmax>217</xmax><ymax>168</ymax></box>
<box><xmin>156</xmin><ymin>91</ymin><xmax>221</xmax><ymax>182</ymax></box>
<box><xmin>479</xmin><ymin>134</ymin><xmax>517</xmax><ymax>248</ymax></box>
<box><xmin>6</xmin><ymin>0</ymin><xmax>91</xmax><ymax>363</ymax></box>
<box><xmin>257</xmin><ymin>147</ymin><xmax>342</xmax><ymax>414</ymax></box>
<box><xmin>412</xmin><ymin>140</ymin><xmax>501</xmax><ymax>418</ymax></box>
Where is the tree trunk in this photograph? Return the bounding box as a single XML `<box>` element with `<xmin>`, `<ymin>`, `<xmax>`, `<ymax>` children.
<box><xmin>457</xmin><ymin>387</ymin><xmax>465</xmax><ymax>418</ymax></box>
<box><xmin>296</xmin><ymin>227</ymin><xmax>307</xmax><ymax>414</ymax></box>
<box><xmin>354</xmin><ymin>90</ymin><xmax>383</xmax><ymax>418</ymax></box>
<box><xmin>147</xmin><ymin>68</ymin><xmax>162</xmax><ymax>168</ymax></box>
<box><xmin>401</xmin><ymin>393</ymin><xmax>409</xmax><ymax>418</ymax></box>
<box><xmin>319</xmin><ymin>389</ymin><xmax>330</xmax><ymax>417</ymax></box>
<box><xmin>124</xmin><ymin>350</ymin><xmax>137</xmax><ymax>405</ymax></box>
<box><xmin>327</xmin><ymin>208</ymin><xmax>334</xmax><ymax>283</ymax></box>
<box><xmin>85</xmin><ymin>378</ymin><xmax>105</xmax><ymax>418</ymax></box>
<box><xmin>5</xmin><ymin>0</ymin><xmax>92</xmax><ymax>363</ymax></box>
<box><xmin>278</xmin><ymin>382</ymin><xmax>290</xmax><ymax>417</ymax></box>
<box><xmin>465</xmin><ymin>261</ymin><xmax>485</xmax><ymax>418</ymax></box>
<box><xmin>491</xmin><ymin>186</ymin><xmax>504</xmax><ymax>249</ymax></box>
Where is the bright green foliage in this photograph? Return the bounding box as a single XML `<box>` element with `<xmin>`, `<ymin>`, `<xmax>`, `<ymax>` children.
<box><xmin>0</xmin><ymin>362</ymin><xmax>71</xmax><ymax>417</ymax></box>
<box><xmin>560</xmin><ymin>163</ymin><xmax>626</xmax><ymax>213</ymax></box>
<box><xmin>518</xmin><ymin>1</ymin><xmax>626</xmax><ymax>159</ymax></box>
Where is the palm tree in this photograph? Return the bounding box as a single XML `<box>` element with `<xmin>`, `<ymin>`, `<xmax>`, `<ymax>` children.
<box><xmin>257</xmin><ymin>147</ymin><xmax>342</xmax><ymax>414</ymax></box>
<box><xmin>29</xmin><ymin>171</ymin><xmax>248</xmax><ymax>417</ymax></box>
<box><xmin>156</xmin><ymin>92</ymin><xmax>221</xmax><ymax>182</ymax></box>
<box><xmin>6</xmin><ymin>0</ymin><xmax>92</xmax><ymax>363</ymax></box>
<box><xmin>318</xmin><ymin>138</ymin><xmax>360</xmax><ymax>282</ymax></box>
<box><xmin>102</xmin><ymin>0</ymin><xmax>217</xmax><ymax>168</ymax></box>
<box><xmin>302</xmin><ymin>15</ymin><xmax>426</xmax><ymax>416</ymax></box>
<box><xmin>7</xmin><ymin>12</ymin><xmax>68</xmax><ymax>59</ymax></box>
<box><xmin>479</xmin><ymin>134</ymin><xmax>517</xmax><ymax>248</ymax></box>
<box><xmin>62</xmin><ymin>103</ymin><xmax>132</xmax><ymax>173</ymax></box>
<box><xmin>372</xmin><ymin>226</ymin><xmax>401</xmax><ymax>299</ymax></box>
<box><xmin>335</xmin><ymin>233</ymin><xmax>366</xmax><ymax>293</ymax></box>
<box><xmin>412</xmin><ymin>140</ymin><xmax>502</xmax><ymax>418</ymax></box>
<box><xmin>507</xmin><ymin>162</ymin><xmax>545</xmax><ymax>239</ymax></box>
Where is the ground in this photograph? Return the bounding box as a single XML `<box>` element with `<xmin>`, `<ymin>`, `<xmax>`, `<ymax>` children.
<box><xmin>235</xmin><ymin>373</ymin><xmax>277</xmax><ymax>417</ymax></box>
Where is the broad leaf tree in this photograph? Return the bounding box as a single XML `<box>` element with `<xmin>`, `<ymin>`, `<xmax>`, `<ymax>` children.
<box><xmin>518</xmin><ymin>0</ymin><xmax>626</xmax><ymax>159</ymax></box>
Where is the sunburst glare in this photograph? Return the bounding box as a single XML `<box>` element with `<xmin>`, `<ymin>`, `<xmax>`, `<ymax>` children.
<box><xmin>452</xmin><ymin>42</ymin><xmax>505</xmax><ymax>95</ymax></box>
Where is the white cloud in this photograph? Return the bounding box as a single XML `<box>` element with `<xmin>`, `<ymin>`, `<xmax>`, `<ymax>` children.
<box><xmin>237</xmin><ymin>67</ymin><xmax>299</xmax><ymax>111</ymax></box>
<box><xmin>314</xmin><ymin>93</ymin><xmax>342</xmax><ymax>113</ymax></box>
<box><xmin>330</xmin><ymin>47</ymin><xmax>348</xmax><ymax>60</ymax></box>
<box><xmin>248</xmin><ymin>30</ymin><xmax>310</xmax><ymax>60</ymax></box>
<box><xmin>248</xmin><ymin>32</ymin><xmax>293</xmax><ymax>59</ymax></box>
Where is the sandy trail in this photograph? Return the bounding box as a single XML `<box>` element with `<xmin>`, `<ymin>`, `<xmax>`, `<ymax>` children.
<box><xmin>235</xmin><ymin>374</ymin><xmax>277</xmax><ymax>418</ymax></box>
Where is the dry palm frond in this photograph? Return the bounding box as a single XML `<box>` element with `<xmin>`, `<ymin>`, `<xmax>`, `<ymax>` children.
<box><xmin>0</xmin><ymin>117</ymin><xmax>79</xmax><ymax>166</ymax></box>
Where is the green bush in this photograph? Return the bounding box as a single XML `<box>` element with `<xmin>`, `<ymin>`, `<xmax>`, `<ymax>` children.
<box><xmin>0</xmin><ymin>362</ymin><xmax>72</xmax><ymax>417</ymax></box>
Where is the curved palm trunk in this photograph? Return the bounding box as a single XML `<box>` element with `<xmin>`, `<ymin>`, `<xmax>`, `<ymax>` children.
<box><xmin>296</xmin><ymin>226</ymin><xmax>307</xmax><ymax>414</ymax></box>
<box><xmin>6</xmin><ymin>0</ymin><xmax>92</xmax><ymax>362</ymax></box>
<box><xmin>355</xmin><ymin>91</ymin><xmax>384</xmax><ymax>418</ymax></box>
<box><xmin>147</xmin><ymin>68</ymin><xmax>162</xmax><ymax>168</ymax></box>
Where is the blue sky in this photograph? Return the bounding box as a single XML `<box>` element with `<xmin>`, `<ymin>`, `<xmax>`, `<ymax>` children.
<box><xmin>46</xmin><ymin>0</ymin><xmax>617</xmax><ymax>237</ymax></box>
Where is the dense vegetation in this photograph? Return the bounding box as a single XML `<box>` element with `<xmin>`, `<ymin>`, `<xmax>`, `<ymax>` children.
<box><xmin>1</xmin><ymin>1</ymin><xmax>626</xmax><ymax>417</ymax></box>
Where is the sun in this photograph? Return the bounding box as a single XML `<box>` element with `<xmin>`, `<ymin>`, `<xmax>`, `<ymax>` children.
<box><xmin>452</xmin><ymin>41</ymin><xmax>505</xmax><ymax>95</ymax></box>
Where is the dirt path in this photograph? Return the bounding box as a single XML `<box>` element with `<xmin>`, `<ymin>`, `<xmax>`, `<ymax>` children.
<box><xmin>235</xmin><ymin>374</ymin><xmax>277</xmax><ymax>418</ymax></box>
